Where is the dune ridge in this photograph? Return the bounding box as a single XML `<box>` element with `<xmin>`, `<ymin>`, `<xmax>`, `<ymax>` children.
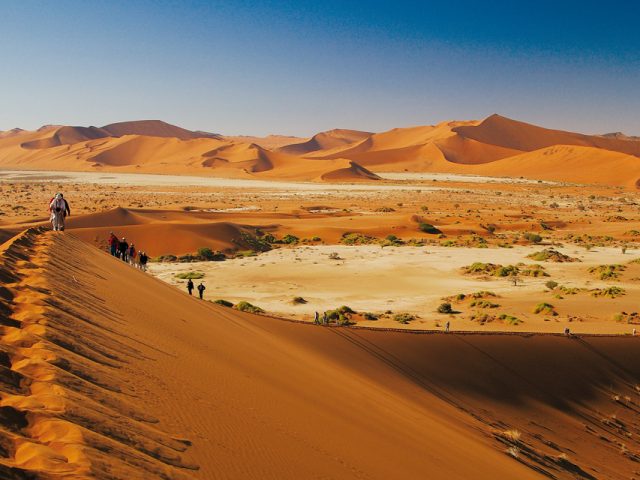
<box><xmin>0</xmin><ymin>229</ymin><xmax>639</xmax><ymax>478</ymax></box>
<box><xmin>0</xmin><ymin>228</ymin><xmax>197</xmax><ymax>478</ymax></box>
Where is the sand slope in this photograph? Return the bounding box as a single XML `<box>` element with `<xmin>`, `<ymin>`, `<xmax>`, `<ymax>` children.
<box><xmin>278</xmin><ymin>129</ymin><xmax>372</xmax><ymax>155</ymax></box>
<box><xmin>0</xmin><ymin>229</ymin><xmax>639</xmax><ymax>478</ymax></box>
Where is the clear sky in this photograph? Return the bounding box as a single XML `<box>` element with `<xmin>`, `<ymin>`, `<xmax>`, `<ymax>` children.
<box><xmin>2</xmin><ymin>0</ymin><xmax>639</xmax><ymax>136</ymax></box>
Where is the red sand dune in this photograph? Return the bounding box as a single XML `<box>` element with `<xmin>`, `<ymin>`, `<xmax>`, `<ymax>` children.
<box><xmin>1</xmin><ymin>228</ymin><xmax>639</xmax><ymax>478</ymax></box>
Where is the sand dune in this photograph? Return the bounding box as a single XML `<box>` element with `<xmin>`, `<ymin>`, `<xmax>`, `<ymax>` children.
<box><xmin>1</xmin><ymin>228</ymin><xmax>638</xmax><ymax>478</ymax></box>
<box><xmin>279</xmin><ymin>128</ymin><xmax>372</xmax><ymax>155</ymax></box>
<box><xmin>3</xmin><ymin>115</ymin><xmax>640</xmax><ymax>187</ymax></box>
<box><xmin>224</xmin><ymin>134</ymin><xmax>306</xmax><ymax>149</ymax></box>
<box><xmin>101</xmin><ymin>120</ymin><xmax>223</xmax><ymax>140</ymax></box>
<box><xmin>454</xmin><ymin>114</ymin><xmax>640</xmax><ymax>156</ymax></box>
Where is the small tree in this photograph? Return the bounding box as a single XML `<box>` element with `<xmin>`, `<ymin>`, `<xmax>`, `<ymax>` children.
<box><xmin>437</xmin><ymin>302</ymin><xmax>453</xmax><ymax>314</ymax></box>
<box><xmin>197</xmin><ymin>247</ymin><xmax>215</xmax><ymax>260</ymax></box>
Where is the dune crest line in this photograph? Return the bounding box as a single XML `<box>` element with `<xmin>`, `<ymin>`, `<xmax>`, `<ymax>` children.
<box><xmin>0</xmin><ymin>228</ymin><xmax>197</xmax><ymax>479</ymax></box>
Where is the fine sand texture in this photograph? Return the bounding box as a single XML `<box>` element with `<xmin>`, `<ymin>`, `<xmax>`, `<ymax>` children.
<box><xmin>1</xmin><ymin>229</ymin><xmax>640</xmax><ymax>479</ymax></box>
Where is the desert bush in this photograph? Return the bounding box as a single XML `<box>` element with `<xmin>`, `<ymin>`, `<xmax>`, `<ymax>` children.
<box><xmin>545</xmin><ymin>280</ymin><xmax>559</xmax><ymax>290</ymax></box>
<box><xmin>419</xmin><ymin>223</ymin><xmax>441</xmax><ymax>234</ymax></box>
<box><xmin>374</xmin><ymin>206</ymin><xmax>395</xmax><ymax>212</ymax></box>
<box><xmin>175</xmin><ymin>271</ymin><xmax>204</xmax><ymax>280</ymax></box>
<box><xmin>523</xmin><ymin>232</ymin><xmax>543</xmax><ymax>244</ymax></box>
<box><xmin>588</xmin><ymin>264</ymin><xmax>625</xmax><ymax>280</ymax></box>
<box><xmin>311</xmin><ymin>236</ymin><xmax>322</xmax><ymax>242</ymax></box>
<box><xmin>470</xmin><ymin>300</ymin><xmax>500</xmax><ymax>308</ymax></box>
<box><xmin>281</xmin><ymin>234</ymin><xmax>300</xmax><ymax>245</ymax></box>
<box><xmin>519</xmin><ymin>264</ymin><xmax>549</xmax><ymax>277</ymax></box>
<box><xmin>527</xmin><ymin>249</ymin><xmax>578</xmax><ymax>263</ymax></box>
<box><xmin>152</xmin><ymin>254</ymin><xmax>178</xmax><ymax>262</ymax></box>
<box><xmin>499</xmin><ymin>314</ymin><xmax>522</xmax><ymax>326</ymax></box>
<box><xmin>213</xmin><ymin>299</ymin><xmax>233</xmax><ymax>307</ymax></box>
<box><xmin>328</xmin><ymin>252</ymin><xmax>342</xmax><ymax>260</ymax></box>
<box><xmin>292</xmin><ymin>296</ymin><xmax>307</xmax><ymax>304</ymax></box>
<box><xmin>533</xmin><ymin>302</ymin><xmax>557</xmax><ymax>315</ymax></box>
<box><xmin>363</xmin><ymin>312</ymin><xmax>379</xmax><ymax>320</ymax></box>
<box><xmin>393</xmin><ymin>313</ymin><xmax>416</xmax><ymax>324</ymax></box>
<box><xmin>591</xmin><ymin>286</ymin><xmax>626</xmax><ymax>298</ymax></box>
<box><xmin>437</xmin><ymin>302</ymin><xmax>453</xmax><ymax>314</ymax></box>
<box><xmin>196</xmin><ymin>247</ymin><xmax>226</xmax><ymax>261</ymax></box>
<box><xmin>235</xmin><ymin>301</ymin><xmax>265</xmax><ymax>314</ymax></box>
<box><xmin>340</xmin><ymin>232</ymin><xmax>377</xmax><ymax>245</ymax></box>
<box><xmin>236</xmin><ymin>232</ymin><xmax>272</xmax><ymax>252</ymax></box>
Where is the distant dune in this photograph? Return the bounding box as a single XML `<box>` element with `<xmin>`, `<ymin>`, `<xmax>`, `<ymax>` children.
<box><xmin>279</xmin><ymin>128</ymin><xmax>372</xmax><ymax>155</ymax></box>
<box><xmin>101</xmin><ymin>120</ymin><xmax>223</xmax><ymax>140</ymax></box>
<box><xmin>2</xmin><ymin>115</ymin><xmax>640</xmax><ymax>186</ymax></box>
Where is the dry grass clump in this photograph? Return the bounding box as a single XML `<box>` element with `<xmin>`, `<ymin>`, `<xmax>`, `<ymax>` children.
<box><xmin>591</xmin><ymin>286</ymin><xmax>626</xmax><ymax>298</ymax></box>
<box><xmin>470</xmin><ymin>299</ymin><xmax>500</xmax><ymax>309</ymax></box>
<box><xmin>393</xmin><ymin>313</ymin><xmax>416</xmax><ymax>324</ymax></box>
<box><xmin>462</xmin><ymin>262</ymin><xmax>518</xmax><ymax>277</ymax></box>
<box><xmin>519</xmin><ymin>264</ymin><xmax>549</xmax><ymax>277</ymax></box>
<box><xmin>613</xmin><ymin>312</ymin><xmax>639</xmax><ymax>323</ymax></box>
<box><xmin>533</xmin><ymin>302</ymin><xmax>557</xmax><ymax>316</ymax></box>
<box><xmin>527</xmin><ymin>248</ymin><xmax>579</xmax><ymax>262</ymax></box>
<box><xmin>588</xmin><ymin>264</ymin><xmax>626</xmax><ymax>280</ymax></box>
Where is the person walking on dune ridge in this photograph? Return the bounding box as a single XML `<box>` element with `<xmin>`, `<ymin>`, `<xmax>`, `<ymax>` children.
<box><xmin>49</xmin><ymin>193</ymin><xmax>70</xmax><ymax>231</ymax></box>
<box><xmin>108</xmin><ymin>232</ymin><xmax>119</xmax><ymax>256</ymax></box>
<box><xmin>187</xmin><ymin>279</ymin><xmax>194</xmax><ymax>296</ymax></box>
<box><xmin>118</xmin><ymin>237</ymin><xmax>129</xmax><ymax>261</ymax></box>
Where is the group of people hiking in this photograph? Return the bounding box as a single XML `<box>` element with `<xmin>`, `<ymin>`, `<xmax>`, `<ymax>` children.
<box><xmin>186</xmin><ymin>279</ymin><xmax>206</xmax><ymax>299</ymax></box>
<box><xmin>108</xmin><ymin>232</ymin><xmax>149</xmax><ymax>271</ymax></box>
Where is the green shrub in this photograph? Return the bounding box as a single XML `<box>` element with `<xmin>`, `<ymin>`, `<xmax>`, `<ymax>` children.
<box><xmin>197</xmin><ymin>247</ymin><xmax>216</xmax><ymax>260</ymax></box>
<box><xmin>393</xmin><ymin>313</ymin><xmax>416</xmax><ymax>324</ymax></box>
<box><xmin>419</xmin><ymin>223</ymin><xmax>441</xmax><ymax>234</ymax></box>
<box><xmin>527</xmin><ymin>249</ymin><xmax>577</xmax><ymax>263</ymax></box>
<box><xmin>175</xmin><ymin>271</ymin><xmax>204</xmax><ymax>280</ymax></box>
<box><xmin>363</xmin><ymin>312</ymin><xmax>379</xmax><ymax>320</ymax></box>
<box><xmin>235</xmin><ymin>301</ymin><xmax>265</xmax><ymax>314</ymax></box>
<box><xmin>437</xmin><ymin>302</ymin><xmax>453</xmax><ymax>314</ymax></box>
<box><xmin>523</xmin><ymin>232</ymin><xmax>543</xmax><ymax>244</ymax></box>
<box><xmin>533</xmin><ymin>302</ymin><xmax>557</xmax><ymax>315</ymax></box>
<box><xmin>152</xmin><ymin>254</ymin><xmax>178</xmax><ymax>262</ymax></box>
<box><xmin>588</xmin><ymin>264</ymin><xmax>625</xmax><ymax>280</ymax></box>
<box><xmin>213</xmin><ymin>299</ymin><xmax>233</xmax><ymax>307</ymax></box>
<box><xmin>591</xmin><ymin>286</ymin><xmax>626</xmax><ymax>298</ymax></box>
<box><xmin>520</xmin><ymin>264</ymin><xmax>549</xmax><ymax>277</ymax></box>
<box><xmin>500</xmin><ymin>314</ymin><xmax>522</xmax><ymax>325</ymax></box>
<box><xmin>340</xmin><ymin>232</ymin><xmax>377</xmax><ymax>245</ymax></box>
<box><xmin>282</xmin><ymin>234</ymin><xmax>300</xmax><ymax>245</ymax></box>
<box><xmin>545</xmin><ymin>281</ymin><xmax>559</xmax><ymax>290</ymax></box>
<box><xmin>236</xmin><ymin>232</ymin><xmax>272</xmax><ymax>252</ymax></box>
<box><xmin>470</xmin><ymin>300</ymin><xmax>500</xmax><ymax>309</ymax></box>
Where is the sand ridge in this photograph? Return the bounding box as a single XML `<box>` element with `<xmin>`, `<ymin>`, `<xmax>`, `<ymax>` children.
<box><xmin>0</xmin><ymin>229</ymin><xmax>639</xmax><ymax>478</ymax></box>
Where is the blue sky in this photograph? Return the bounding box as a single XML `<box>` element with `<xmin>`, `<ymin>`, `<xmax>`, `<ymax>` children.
<box><xmin>1</xmin><ymin>0</ymin><xmax>639</xmax><ymax>136</ymax></box>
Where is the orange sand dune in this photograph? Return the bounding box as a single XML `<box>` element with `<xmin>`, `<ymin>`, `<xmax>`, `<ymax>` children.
<box><xmin>224</xmin><ymin>134</ymin><xmax>306</xmax><ymax>149</ymax></box>
<box><xmin>1</xmin><ymin>228</ymin><xmax>639</xmax><ymax>478</ymax></box>
<box><xmin>4</xmin><ymin>114</ymin><xmax>640</xmax><ymax>186</ymax></box>
<box><xmin>0</xmin><ymin>128</ymin><xmax>377</xmax><ymax>182</ymax></box>
<box><xmin>468</xmin><ymin>144</ymin><xmax>640</xmax><ymax>188</ymax></box>
<box><xmin>279</xmin><ymin>128</ymin><xmax>372</xmax><ymax>155</ymax></box>
<box><xmin>454</xmin><ymin>114</ymin><xmax>640</xmax><ymax>157</ymax></box>
<box><xmin>101</xmin><ymin>120</ymin><xmax>223</xmax><ymax>140</ymax></box>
